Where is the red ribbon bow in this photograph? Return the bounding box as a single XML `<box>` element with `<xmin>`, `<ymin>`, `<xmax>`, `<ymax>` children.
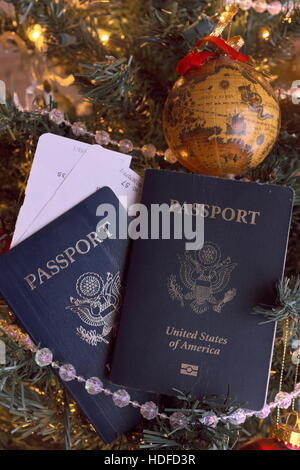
<box><xmin>176</xmin><ymin>36</ymin><xmax>250</xmax><ymax>76</ymax></box>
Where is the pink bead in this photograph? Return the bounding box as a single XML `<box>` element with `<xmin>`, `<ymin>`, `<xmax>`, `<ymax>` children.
<box><xmin>169</xmin><ymin>412</ymin><xmax>187</xmax><ymax>429</ymax></box>
<box><xmin>71</xmin><ymin>121</ymin><xmax>87</xmax><ymax>136</ymax></box>
<box><xmin>268</xmin><ymin>1</ymin><xmax>282</xmax><ymax>15</ymax></box>
<box><xmin>199</xmin><ymin>411</ymin><xmax>218</xmax><ymax>428</ymax></box>
<box><xmin>35</xmin><ymin>348</ymin><xmax>53</xmax><ymax>367</ymax></box>
<box><xmin>253</xmin><ymin>0</ymin><xmax>267</xmax><ymax>13</ymax></box>
<box><xmin>85</xmin><ymin>377</ymin><xmax>103</xmax><ymax>395</ymax></box>
<box><xmin>142</xmin><ymin>144</ymin><xmax>156</xmax><ymax>159</ymax></box>
<box><xmin>239</xmin><ymin>0</ymin><xmax>253</xmax><ymax>10</ymax></box>
<box><xmin>49</xmin><ymin>108</ymin><xmax>64</xmax><ymax>125</ymax></box>
<box><xmin>140</xmin><ymin>401</ymin><xmax>158</xmax><ymax>420</ymax></box>
<box><xmin>59</xmin><ymin>364</ymin><xmax>76</xmax><ymax>382</ymax></box>
<box><xmin>255</xmin><ymin>404</ymin><xmax>271</xmax><ymax>419</ymax></box>
<box><xmin>95</xmin><ymin>130</ymin><xmax>110</xmax><ymax>146</ymax></box>
<box><xmin>119</xmin><ymin>139</ymin><xmax>133</xmax><ymax>153</ymax></box>
<box><xmin>112</xmin><ymin>389</ymin><xmax>131</xmax><ymax>408</ymax></box>
<box><xmin>228</xmin><ymin>409</ymin><xmax>247</xmax><ymax>425</ymax></box>
<box><xmin>164</xmin><ymin>148</ymin><xmax>177</xmax><ymax>164</ymax></box>
<box><xmin>274</xmin><ymin>391</ymin><xmax>292</xmax><ymax>409</ymax></box>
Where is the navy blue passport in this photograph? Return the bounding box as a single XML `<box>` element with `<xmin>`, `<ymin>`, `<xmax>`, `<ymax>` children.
<box><xmin>0</xmin><ymin>187</ymin><xmax>149</xmax><ymax>443</ymax></box>
<box><xmin>111</xmin><ymin>170</ymin><xmax>294</xmax><ymax>411</ymax></box>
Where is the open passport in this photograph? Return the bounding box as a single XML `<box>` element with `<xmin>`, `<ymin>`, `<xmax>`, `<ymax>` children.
<box><xmin>0</xmin><ymin>169</ymin><xmax>294</xmax><ymax>441</ymax></box>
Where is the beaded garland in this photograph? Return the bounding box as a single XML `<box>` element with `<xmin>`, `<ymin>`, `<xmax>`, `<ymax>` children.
<box><xmin>225</xmin><ymin>0</ymin><xmax>298</xmax><ymax>16</ymax></box>
<box><xmin>33</xmin><ymin>345</ymin><xmax>300</xmax><ymax>428</ymax></box>
<box><xmin>47</xmin><ymin>108</ymin><xmax>178</xmax><ymax>164</ymax></box>
<box><xmin>1</xmin><ymin>294</ymin><xmax>300</xmax><ymax>428</ymax></box>
<box><xmin>4</xmin><ymin>318</ymin><xmax>299</xmax><ymax>428</ymax></box>
<box><xmin>5</xmin><ymin>82</ymin><xmax>300</xmax><ymax>430</ymax></box>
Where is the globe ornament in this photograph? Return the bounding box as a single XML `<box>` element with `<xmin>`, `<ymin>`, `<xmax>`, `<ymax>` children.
<box><xmin>163</xmin><ymin>54</ymin><xmax>280</xmax><ymax>177</ymax></box>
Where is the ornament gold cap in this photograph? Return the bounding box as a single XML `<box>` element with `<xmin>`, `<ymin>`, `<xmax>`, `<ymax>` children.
<box><xmin>271</xmin><ymin>411</ymin><xmax>300</xmax><ymax>448</ymax></box>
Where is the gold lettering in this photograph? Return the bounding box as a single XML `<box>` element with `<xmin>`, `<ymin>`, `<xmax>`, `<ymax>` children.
<box><xmin>24</xmin><ymin>274</ymin><xmax>36</xmax><ymax>290</ymax></box>
<box><xmin>38</xmin><ymin>268</ymin><xmax>52</xmax><ymax>285</ymax></box>
<box><xmin>64</xmin><ymin>246</ymin><xmax>76</xmax><ymax>264</ymax></box>
<box><xmin>211</xmin><ymin>205</ymin><xmax>221</xmax><ymax>219</ymax></box>
<box><xmin>222</xmin><ymin>207</ymin><xmax>235</xmax><ymax>222</ymax></box>
<box><xmin>76</xmin><ymin>239</ymin><xmax>91</xmax><ymax>255</ymax></box>
<box><xmin>236</xmin><ymin>209</ymin><xmax>248</xmax><ymax>224</ymax></box>
<box><xmin>86</xmin><ymin>231</ymin><xmax>103</xmax><ymax>247</ymax></box>
<box><xmin>56</xmin><ymin>254</ymin><xmax>69</xmax><ymax>269</ymax></box>
<box><xmin>46</xmin><ymin>260</ymin><xmax>59</xmax><ymax>276</ymax></box>
<box><xmin>248</xmin><ymin>210</ymin><xmax>261</xmax><ymax>225</ymax></box>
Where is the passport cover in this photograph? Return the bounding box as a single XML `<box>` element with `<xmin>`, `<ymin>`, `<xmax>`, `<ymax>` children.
<box><xmin>0</xmin><ymin>187</ymin><xmax>149</xmax><ymax>443</ymax></box>
<box><xmin>111</xmin><ymin>170</ymin><xmax>294</xmax><ymax>410</ymax></box>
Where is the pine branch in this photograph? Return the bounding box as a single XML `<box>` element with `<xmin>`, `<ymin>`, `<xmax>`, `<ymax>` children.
<box><xmin>142</xmin><ymin>391</ymin><xmax>242</xmax><ymax>450</ymax></box>
<box><xmin>253</xmin><ymin>276</ymin><xmax>300</xmax><ymax>324</ymax></box>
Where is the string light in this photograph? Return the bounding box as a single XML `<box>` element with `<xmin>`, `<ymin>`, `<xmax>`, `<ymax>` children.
<box><xmin>27</xmin><ymin>24</ymin><xmax>45</xmax><ymax>50</ymax></box>
<box><xmin>28</xmin><ymin>24</ymin><xmax>42</xmax><ymax>41</ymax></box>
<box><xmin>98</xmin><ymin>30</ymin><xmax>110</xmax><ymax>43</ymax></box>
<box><xmin>101</xmin><ymin>33</ymin><xmax>109</xmax><ymax>42</ymax></box>
<box><xmin>261</xmin><ymin>27</ymin><xmax>271</xmax><ymax>40</ymax></box>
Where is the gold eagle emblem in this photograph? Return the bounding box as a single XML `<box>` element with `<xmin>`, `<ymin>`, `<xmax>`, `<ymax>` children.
<box><xmin>66</xmin><ymin>272</ymin><xmax>122</xmax><ymax>346</ymax></box>
<box><xmin>168</xmin><ymin>242</ymin><xmax>237</xmax><ymax>314</ymax></box>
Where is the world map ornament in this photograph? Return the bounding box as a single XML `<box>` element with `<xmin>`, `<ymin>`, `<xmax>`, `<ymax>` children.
<box><xmin>162</xmin><ymin>35</ymin><xmax>280</xmax><ymax>177</ymax></box>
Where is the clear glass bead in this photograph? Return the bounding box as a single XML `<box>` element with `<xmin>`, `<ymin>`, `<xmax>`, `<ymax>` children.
<box><xmin>274</xmin><ymin>391</ymin><xmax>292</xmax><ymax>409</ymax></box>
<box><xmin>95</xmin><ymin>130</ymin><xmax>110</xmax><ymax>146</ymax></box>
<box><xmin>71</xmin><ymin>121</ymin><xmax>87</xmax><ymax>136</ymax></box>
<box><xmin>199</xmin><ymin>411</ymin><xmax>218</xmax><ymax>428</ymax></box>
<box><xmin>59</xmin><ymin>364</ymin><xmax>76</xmax><ymax>382</ymax></box>
<box><xmin>119</xmin><ymin>139</ymin><xmax>133</xmax><ymax>153</ymax></box>
<box><xmin>21</xmin><ymin>336</ymin><xmax>36</xmax><ymax>351</ymax></box>
<box><xmin>85</xmin><ymin>377</ymin><xmax>103</xmax><ymax>395</ymax></box>
<box><xmin>239</xmin><ymin>0</ymin><xmax>253</xmax><ymax>10</ymax></box>
<box><xmin>268</xmin><ymin>1</ymin><xmax>282</xmax><ymax>15</ymax></box>
<box><xmin>35</xmin><ymin>348</ymin><xmax>53</xmax><ymax>367</ymax></box>
<box><xmin>164</xmin><ymin>148</ymin><xmax>177</xmax><ymax>164</ymax></box>
<box><xmin>141</xmin><ymin>144</ymin><xmax>156</xmax><ymax>159</ymax></box>
<box><xmin>49</xmin><ymin>108</ymin><xmax>64</xmax><ymax>125</ymax></box>
<box><xmin>291</xmin><ymin>338</ymin><xmax>300</xmax><ymax>350</ymax></box>
<box><xmin>253</xmin><ymin>0</ymin><xmax>267</xmax><ymax>13</ymax></box>
<box><xmin>227</xmin><ymin>409</ymin><xmax>247</xmax><ymax>425</ymax></box>
<box><xmin>112</xmin><ymin>389</ymin><xmax>130</xmax><ymax>408</ymax></box>
<box><xmin>169</xmin><ymin>412</ymin><xmax>187</xmax><ymax>429</ymax></box>
<box><xmin>255</xmin><ymin>404</ymin><xmax>271</xmax><ymax>419</ymax></box>
<box><xmin>292</xmin><ymin>349</ymin><xmax>300</xmax><ymax>365</ymax></box>
<box><xmin>140</xmin><ymin>401</ymin><xmax>158</xmax><ymax>420</ymax></box>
